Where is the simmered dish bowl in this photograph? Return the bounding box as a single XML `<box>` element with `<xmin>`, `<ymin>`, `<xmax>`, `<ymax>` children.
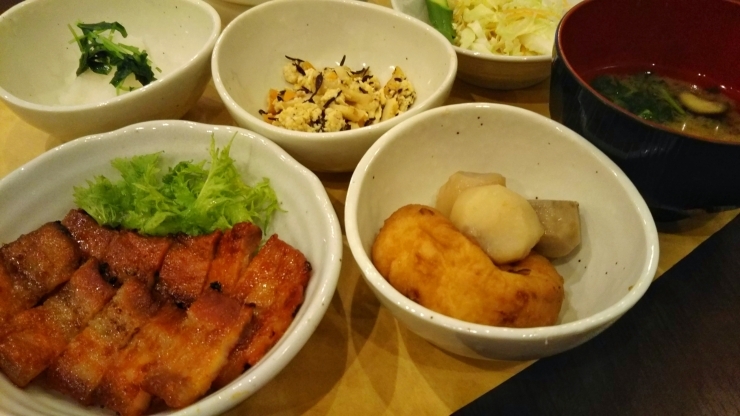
<box><xmin>0</xmin><ymin>121</ymin><xmax>342</xmax><ymax>415</ymax></box>
<box><xmin>212</xmin><ymin>0</ymin><xmax>457</xmax><ymax>172</ymax></box>
<box><xmin>345</xmin><ymin>103</ymin><xmax>659</xmax><ymax>360</ymax></box>
<box><xmin>0</xmin><ymin>0</ymin><xmax>220</xmax><ymax>140</ymax></box>
<box><xmin>550</xmin><ymin>0</ymin><xmax>740</xmax><ymax>219</ymax></box>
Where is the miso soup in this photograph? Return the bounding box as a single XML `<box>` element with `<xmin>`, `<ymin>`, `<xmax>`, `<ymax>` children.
<box><xmin>590</xmin><ymin>71</ymin><xmax>740</xmax><ymax>143</ymax></box>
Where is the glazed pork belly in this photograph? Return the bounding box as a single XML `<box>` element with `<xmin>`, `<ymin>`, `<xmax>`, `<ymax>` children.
<box><xmin>0</xmin><ymin>259</ymin><xmax>116</xmax><ymax>387</ymax></box>
<box><xmin>155</xmin><ymin>231</ymin><xmax>223</xmax><ymax>306</ymax></box>
<box><xmin>141</xmin><ymin>289</ymin><xmax>253</xmax><ymax>408</ymax></box>
<box><xmin>103</xmin><ymin>229</ymin><xmax>172</xmax><ymax>287</ymax></box>
<box><xmin>45</xmin><ymin>279</ymin><xmax>159</xmax><ymax>405</ymax></box>
<box><xmin>61</xmin><ymin>209</ymin><xmax>117</xmax><ymax>260</ymax></box>
<box><xmin>206</xmin><ymin>222</ymin><xmax>262</xmax><ymax>294</ymax></box>
<box><xmin>215</xmin><ymin>234</ymin><xmax>311</xmax><ymax>387</ymax></box>
<box><xmin>0</xmin><ymin>222</ymin><xmax>83</xmax><ymax>322</ymax></box>
<box><xmin>94</xmin><ymin>288</ymin><xmax>253</xmax><ymax>416</ymax></box>
<box><xmin>62</xmin><ymin>208</ymin><xmax>173</xmax><ymax>288</ymax></box>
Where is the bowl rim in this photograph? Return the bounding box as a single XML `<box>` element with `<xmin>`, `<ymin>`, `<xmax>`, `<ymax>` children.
<box><xmin>345</xmin><ymin>102</ymin><xmax>660</xmax><ymax>343</ymax></box>
<box><xmin>0</xmin><ymin>119</ymin><xmax>344</xmax><ymax>415</ymax></box>
<box><xmin>0</xmin><ymin>0</ymin><xmax>222</xmax><ymax>113</ymax></box>
<box><xmin>555</xmin><ymin>0</ymin><xmax>740</xmax><ymax>147</ymax></box>
<box><xmin>210</xmin><ymin>0</ymin><xmax>458</xmax><ymax>144</ymax></box>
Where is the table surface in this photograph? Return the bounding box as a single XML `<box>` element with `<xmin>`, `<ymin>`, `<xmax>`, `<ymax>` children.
<box><xmin>1</xmin><ymin>0</ymin><xmax>738</xmax><ymax>414</ymax></box>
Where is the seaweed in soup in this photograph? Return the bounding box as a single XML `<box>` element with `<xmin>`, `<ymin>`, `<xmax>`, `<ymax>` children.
<box><xmin>591</xmin><ymin>71</ymin><xmax>740</xmax><ymax>143</ymax></box>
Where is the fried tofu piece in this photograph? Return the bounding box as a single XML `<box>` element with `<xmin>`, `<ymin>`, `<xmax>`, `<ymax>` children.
<box><xmin>214</xmin><ymin>234</ymin><xmax>311</xmax><ymax>387</ymax></box>
<box><xmin>61</xmin><ymin>209</ymin><xmax>118</xmax><ymax>260</ymax></box>
<box><xmin>0</xmin><ymin>259</ymin><xmax>116</xmax><ymax>387</ymax></box>
<box><xmin>142</xmin><ymin>289</ymin><xmax>253</xmax><ymax>408</ymax></box>
<box><xmin>102</xmin><ymin>230</ymin><xmax>172</xmax><ymax>287</ymax></box>
<box><xmin>0</xmin><ymin>222</ymin><xmax>83</xmax><ymax>320</ymax></box>
<box><xmin>156</xmin><ymin>231</ymin><xmax>222</xmax><ymax>306</ymax></box>
<box><xmin>45</xmin><ymin>279</ymin><xmax>158</xmax><ymax>405</ymax></box>
<box><xmin>205</xmin><ymin>222</ymin><xmax>262</xmax><ymax>295</ymax></box>
<box><xmin>372</xmin><ymin>204</ymin><xmax>564</xmax><ymax>328</ymax></box>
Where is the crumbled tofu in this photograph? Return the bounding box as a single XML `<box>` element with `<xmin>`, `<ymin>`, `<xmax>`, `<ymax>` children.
<box><xmin>261</xmin><ymin>56</ymin><xmax>417</xmax><ymax>133</ymax></box>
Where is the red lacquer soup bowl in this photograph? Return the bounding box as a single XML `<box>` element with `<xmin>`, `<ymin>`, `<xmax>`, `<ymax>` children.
<box><xmin>549</xmin><ymin>0</ymin><xmax>740</xmax><ymax>221</ymax></box>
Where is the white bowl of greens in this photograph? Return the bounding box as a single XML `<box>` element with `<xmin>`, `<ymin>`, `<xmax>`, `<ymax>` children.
<box><xmin>0</xmin><ymin>120</ymin><xmax>343</xmax><ymax>416</ymax></box>
<box><xmin>0</xmin><ymin>0</ymin><xmax>220</xmax><ymax>140</ymax></box>
<box><xmin>392</xmin><ymin>0</ymin><xmax>580</xmax><ymax>89</ymax></box>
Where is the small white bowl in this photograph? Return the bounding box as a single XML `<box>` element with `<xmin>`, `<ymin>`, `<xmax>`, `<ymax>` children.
<box><xmin>211</xmin><ymin>0</ymin><xmax>457</xmax><ymax>172</ymax></box>
<box><xmin>391</xmin><ymin>0</ymin><xmax>580</xmax><ymax>90</ymax></box>
<box><xmin>202</xmin><ymin>0</ymin><xmax>251</xmax><ymax>26</ymax></box>
<box><xmin>0</xmin><ymin>120</ymin><xmax>343</xmax><ymax>415</ymax></box>
<box><xmin>345</xmin><ymin>103</ymin><xmax>659</xmax><ymax>360</ymax></box>
<box><xmin>0</xmin><ymin>0</ymin><xmax>221</xmax><ymax>140</ymax></box>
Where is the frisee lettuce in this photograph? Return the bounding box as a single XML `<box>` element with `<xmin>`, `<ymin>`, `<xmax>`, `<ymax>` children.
<box><xmin>73</xmin><ymin>136</ymin><xmax>280</xmax><ymax>236</ymax></box>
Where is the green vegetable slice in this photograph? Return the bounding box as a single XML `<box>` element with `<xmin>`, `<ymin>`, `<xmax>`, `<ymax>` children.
<box><xmin>426</xmin><ymin>0</ymin><xmax>456</xmax><ymax>43</ymax></box>
<box><xmin>69</xmin><ymin>21</ymin><xmax>158</xmax><ymax>92</ymax></box>
<box><xmin>73</xmin><ymin>136</ymin><xmax>281</xmax><ymax>237</ymax></box>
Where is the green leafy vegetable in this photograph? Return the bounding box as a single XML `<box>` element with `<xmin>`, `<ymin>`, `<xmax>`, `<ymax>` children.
<box><xmin>69</xmin><ymin>21</ymin><xmax>158</xmax><ymax>92</ymax></box>
<box><xmin>426</xmin><ymin>0</ymin><xmax>456</xmax><ymax>42</ymax></box>
<box><xmin>591</xmin><ymin>72</ymin><xmax>686</xmax><ymax>123</ymax></box>
<box><xmin>73</xmin><ymin>136</ymin><xmax>281</xmax><ymax>237</ymax></box>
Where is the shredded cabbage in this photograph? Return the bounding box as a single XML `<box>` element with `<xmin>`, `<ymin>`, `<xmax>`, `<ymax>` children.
<box><xmin>449</xmin><ymin>0</ymin><xmax>569</xmax><ymax>56</ymax></box>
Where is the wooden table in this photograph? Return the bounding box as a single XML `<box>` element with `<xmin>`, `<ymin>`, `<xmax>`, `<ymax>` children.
<box><xmin>1</xmin><ymin>1</ymin><xmax>738</xmax><ymax>414</ymax></box>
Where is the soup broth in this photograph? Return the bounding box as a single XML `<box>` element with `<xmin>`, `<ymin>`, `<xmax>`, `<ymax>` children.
<box><xmin>590</xmin><ymin>71</ymin><xmax>740</xmax><ymax>144</ymax></box>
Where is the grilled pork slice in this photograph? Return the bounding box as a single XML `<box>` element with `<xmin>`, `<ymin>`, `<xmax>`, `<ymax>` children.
<box><xmin>205</xmin><ymin>222</ymin><xmax>262</xmax><ymax>295</ymax></box>
<box><xmin>0</xmin><ymin>222</ymin><xmax>83</xmax><ymax>321</ymax></box>
<box><xmin>93</xmin><ymin>303</ymin><xmax>182</xmax><ymax>416</ymax></box>
<box><xmin>0</xmin><ymin>259</ymin><xmax>116</xmax><ymax>387</ymax></box>
<box><xmin>0</xmin><ymin>263</ymin><xmax>17</xmax><ymax>323</ymax></box>
<box><xmin>45</xmin><ymin>279</ymin><xmax>159</xmax><ymax>405</ymax></box>
<box><xmin>102</xmin><ymin>230</ymin><xmax>172</xmax><ymax>287</ymax></box>
<box><xmin>61</xmin><ymin>209</ymin><xmax>118</xmax><ymax>260</ymax></box>
<box><xmin>141</xmin><ymin>289</ymin><xmax>253</xmax><ymax>408</ymax></box>
<box><xmin>95</xmin><ymin>289</ymin><xmax>253</xmax><ymax>416</ymax></box>
<box><xmin>215</xmin><ymin>234</ymin><xmax>311</xmax><ymax>387</ymax></box>
<box><xmin>155</xmin><ymin>231</ymin><xmax>222</xmax><ymax>306</ymax></box>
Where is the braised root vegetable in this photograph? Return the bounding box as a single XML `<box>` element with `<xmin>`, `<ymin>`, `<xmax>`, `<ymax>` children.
<box><xmin>435</xmin><ymin>171</ymin><xmax>506</xmax><ymax>217</ymax></box>
<box><xmin>528</xmin><ymin>199</ymin><xmax>581</xmax><ymax>258</ymax></box>
<box><xmin>449</xmin><ymin>184</ymin><xmax>543</xmax><ymax>264</ymax></box>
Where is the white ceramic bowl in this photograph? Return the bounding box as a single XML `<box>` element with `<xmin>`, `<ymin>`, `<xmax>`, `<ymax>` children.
<box><xmin>212</xmin><ymin>0</ymin><xmax>457</xmax><ymax>172</ymax></box>
<box><xmin>391</xmin><ymin>0</ymin><xmax>580</xmax><ymax>90</ymax></box>
<box><xmin>202</xmin><ymin>0</ymin><xmax>252</xmax><ymax>26</ymax></box>
<box><xmin>345</xmin><ymin>103</ymin><xmax>659</xmax><ymax>361</ymax></box>
<box><xmin>0</xmin><ymin>0</ymin><xmax>220</xmax><ymax>140</ymax></box>
<box><xmin>0</xmin><ymin>120</ymin><xmax>343</xmax><ymax>415</ymax></box>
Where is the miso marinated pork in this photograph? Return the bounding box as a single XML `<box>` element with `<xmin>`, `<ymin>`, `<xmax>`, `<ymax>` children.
<box><xmin>0</xmin><ymin>222</ymin><xmax>83</xmax><ymax>322</ymax></box>
<box><xmin>205</xmin><ymin>222</ymin><xmax>262</xmax><ymax>294</ymax></box>
<box><xmin>94</xmin><ymin>288</ymin><xmax>253</xmax><ymax>416</ymax></box>
<box><xmin>45</xmin><ymin>279</ymin><xmax>159</xmax><ymax>405</ymax></box>
<box><xmin>0</xmin><ymin>208</ymin><xmax>311</xmax><ymax>414</ymax></box>
<box><xmin>155</xmin><ymin>231</ymin><xmax>223</xmax><ymax>306</ymax></box>
<box><xmin>102</xmin><ymin>230</ymin><xmax>172</xmax><ymax>287</ymax></box>
<box><xmin>61</xmin><ymin>209</ymin><xmax>118</xmax><ymax>260</ymax></box>
<box><xmin>0</xmin><ymin>259</ymin><xmax>116</xmax><ymax>387</ymax></box>
<box><xmin>215</xmin><ymin>234</ymin><xmax>311</xmax><ymax>387</ymax></box>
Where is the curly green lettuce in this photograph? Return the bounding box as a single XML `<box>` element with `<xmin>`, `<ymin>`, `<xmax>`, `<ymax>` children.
<box><xmin>73</xmin><ymin>136</ymin><xmax>280</xmax><ymax>236</ymax></box>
